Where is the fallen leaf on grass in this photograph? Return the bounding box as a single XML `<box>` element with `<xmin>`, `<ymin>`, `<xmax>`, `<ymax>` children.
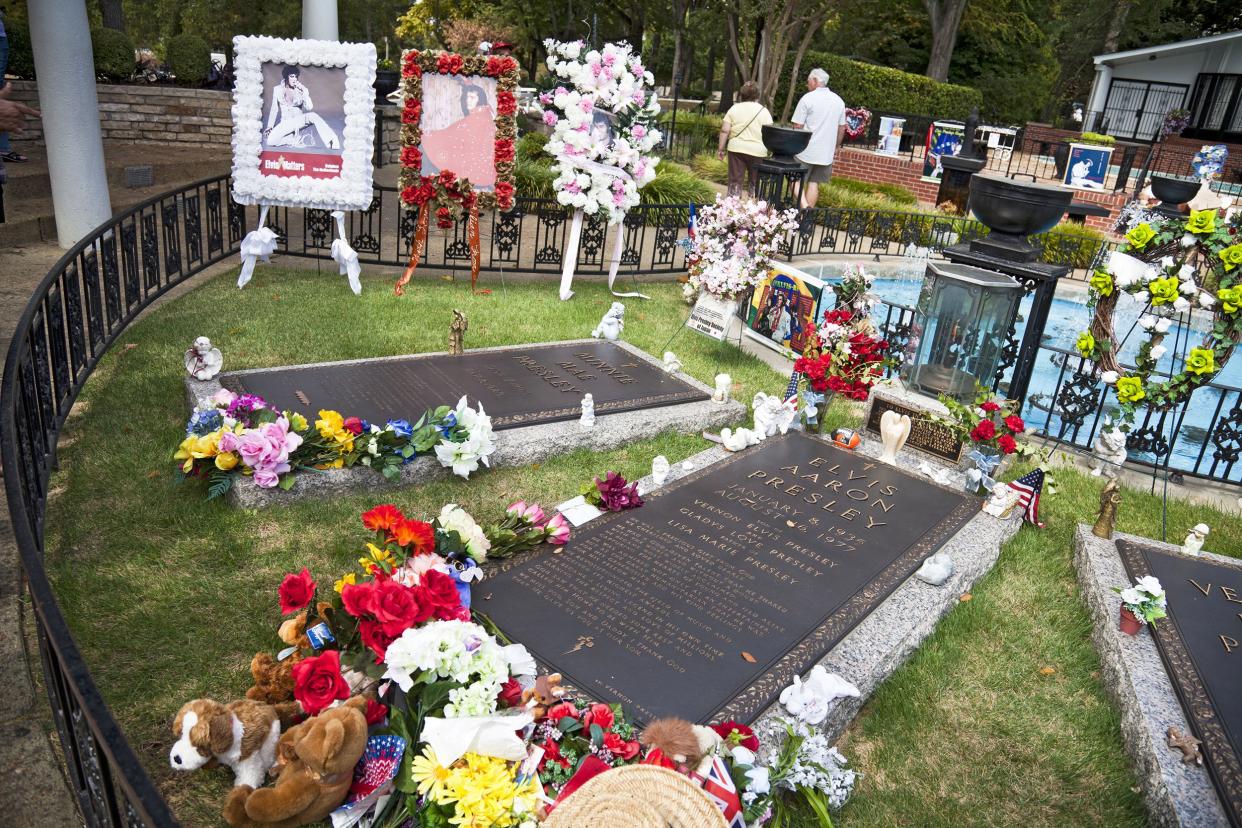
<box><xmin>146</xmin><ymin>471</ymin><xmax>161</xmax><ymax>479</ymax></box>
<box><xmin>1039</xmin><ymin>666</ymin><xmax>1056</xmax><ymax>676</ymax></box>
<box><xmin>959</xmin><ymin>593</ymin><xmax>972</xmax><ymax>602</ymax></box>
<box><xmin>741</xmin><ymin>651</ymin><xmax>757</xmax><ymax>663</ymax></box>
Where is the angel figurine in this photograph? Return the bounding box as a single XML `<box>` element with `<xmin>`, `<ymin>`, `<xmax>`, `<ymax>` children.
<box><xmin>184</xmin><ymin>336</ymin><xmax>223</xmax><ymax>381</ymax></box>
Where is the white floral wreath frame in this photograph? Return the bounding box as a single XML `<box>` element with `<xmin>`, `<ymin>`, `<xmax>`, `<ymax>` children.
<box><xmin>230</xmin><ymin>35</ymin><xmax>377</xmax><ymax>211</ymax></box>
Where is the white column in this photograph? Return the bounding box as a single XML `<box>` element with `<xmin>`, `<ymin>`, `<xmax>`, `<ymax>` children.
<box><xmin>302</xmin><ymin>0</ymin><xmax>339</xmax><ymax>41</ymax></box>
<box><xmin>1086</xmin><ymin>64</ymin><xmax>1113</xmax><ymax>124</ymax></box>
<box><xmin>27</xmin><ymin>0</ymin><xmax>112</xmax><ymax>248</ymax></box>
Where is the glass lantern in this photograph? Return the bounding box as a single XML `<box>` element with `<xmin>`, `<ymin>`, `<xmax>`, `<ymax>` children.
<box><xmin>903</xmin><ymin>262</ymin><xmax>1023</xmax><ymax>403</ymax></box>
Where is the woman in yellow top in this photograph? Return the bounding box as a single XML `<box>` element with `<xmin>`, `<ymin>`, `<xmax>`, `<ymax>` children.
<box><xmin>716</xmin><ymin>82</ymin><xmax>772</xmax><ymax>197</ymax></box>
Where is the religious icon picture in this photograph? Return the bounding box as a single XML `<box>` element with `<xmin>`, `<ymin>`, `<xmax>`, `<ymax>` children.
<box><xmin>230</xmin><ymin>36</ymin><xmax>376</xmax><ymax>211</ymax></box>
<box><xmin>743</xmin><ymin>262</ymin><xmax>826</xmax><ymax>357</ymax></box>
<box><xmin>398</xmin><ymin>50</ymin><xmax>520</xmax><ymax>212</ymax></box>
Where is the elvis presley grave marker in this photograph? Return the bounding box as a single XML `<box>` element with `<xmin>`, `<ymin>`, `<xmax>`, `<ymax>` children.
<box><xmin>221</xmin><ymin>341</ymin><xmax>708</xmax><ymax>429</ymax></box>
<box><xmin>480</xmin><ymin>431</ymin><xmax>976</xmax><ymax>725</ymax></box>
<box><xmin>1118</xmin><ymin>539</ymin><xmax>1242</xmax><ymax>825</ymax></box>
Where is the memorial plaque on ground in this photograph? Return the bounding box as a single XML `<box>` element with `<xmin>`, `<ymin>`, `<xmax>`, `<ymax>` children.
<box><xmin>220</xmin><ymin>342</ymin><xmax>708</xmax><ymax>429</ymax></box>
<box><xmin>1118</xmin><ymin>539</ymin><xmax>1242</xmax><ymax>825</ymax></box>
<box><xmin>864</xmin><ymin>395</ymin><xmax>963</xmax><ymax>463</ymax></box>
<box><xmin>480</xmin><ymin>431</ymin><xmax>976</xmax><ymax>725</ymax></box>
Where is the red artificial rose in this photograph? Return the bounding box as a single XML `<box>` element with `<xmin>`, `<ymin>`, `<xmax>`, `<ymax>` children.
<box><xmin>539</xmin><ymin>737</ymin><xmax>570</xmax><ymax>771</ymax></box>
<box><xmin>340</xmin><ymin>580</ymin><xmax>377</xmax><ymax>619</ymax></box>
<box><xmin>358</xmin><ymin>618</ymin><xmax>397</xmax><ymax>662</ymax></box>
<box><xmin>494</xmin><ymin>181</ymin><xmax>514</xmax><ymax>200</ymax></box>
<box><xmin>399</xmin><ymin>146</ymin><xmax>422</xmax><ymax>169</ymax></box>
<box><xmin>419</xmin><ymin>568</ymin><xmax>461</xmax><ymax>610</ymax></box>
<box><xmin>342</xmin><ymin>417</ymin><xmax>364</xmax><ymax>435</ymax></box>
<box><xmin>496</xmin><ymin>676</ymin><xmax>524</xmax><ymax>709</ymax></box>
<box><xmin>434</xmin><ymin>604</ymin><xmax>472</xmax><ymax>622</ymax></box>
<box><xmin>437</xmin><ymin>53</ymin><xmax>464</xmax><ymax>74</ymax></box>
<box><xmin>582</xmin><ymin>702</ymin><xmax>614</xmax><ymax>731</ymax></box>
<box><xmin>970</xmin><ymin>420</ymin><xmax>996</xmax><ymax>442</ymax></box>
<box><xmin>997</xmin><ymin>434</ymin><xmax>1018</xmax><ymax>455</ymax></box>
<box><xmin>486</xmin><ymin>55</ymin><xmax>517</xmax><ymax>76</ymax></box>
<box><xmin>494</xmin><ymin>141</ymin><xmax>515</xmax><ymax>163</ymax></box>
<box><xmin>362</xmin><ymin>504</ymin><xmax>404</xmax><ymax>533</ymax></box>
<box><xmin>364</xmin><ymin>698</ymin><xmax>389</xmax><ymax>726</ymax></box>
<box><xmin>710</xmin><ymin>721</ymin><xmax>760</xmax><ymax>751</ymax></box>
<box><xmin>401</xmin><ymin>97</ymin><xmax>421</xmax><ymax>124</ymax></box>
<box><xmin>278</xmin><ymin>567</ymin><xmax>316</xmax><ymax>615</ymax></box>
<box><xmin>602</xmin><ymin>731</ymin><xmax>641</xmax><ymax>760</ymax></box>
<box><xmin>495</xmin><ymin>90</ymin><xmax>517</xmax><ymax>116</ymax></box>
<box><xmin>402</xmin><ymin>51</ymin><xmax>422</xmax><ymax>77</ymax></box>
<box><xmin>291</xmin><ymin>650</ymin><xmax>351</xmax><ymax>715</ymax></box>
<box><xmin>436</xmin><ymin>206</ymin><xmax>452</xmax><ymax>219</ymax></box>
<box><xmin>400</xmin><ymin>186</ymin><xmax>418</xmax><ymax>206</ymax></box>
<box><xmin>980</xmin><ymin>400</ymin><xmax>1001</xmax><ymax>413</ymax></box>
<box><xmin>391</xmin><ymin>518</ymin><xmax>435</xmax><ymax>553</ymax></box>
<box><xmin>1003</xmin><ymin>415</ymin><xmax>1025</xmax><ymax>434</ymax></box>
<box><xmin>438</xmin><ymin>169</ymin><xmax>457</xmax><ymax>187</ymax></box>
<box><xmin>546</xmin><ymin>701</ymin><xmax>578</xmax><ymax>723</ymax></box>
<box><xmin>372</xmin><ymin>578</ymin><xmax>431</xmax><ymax>636</ymax></box>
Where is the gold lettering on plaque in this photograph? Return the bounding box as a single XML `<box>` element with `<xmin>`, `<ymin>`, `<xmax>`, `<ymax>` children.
<box><xmin>1222</xmin><ymin>634</ymin><xmax>1238</xmax><ymax>654</ymax></box>
<box><xmin>563</xmin><ymin>635</ymin><xmax>595</xmax><ymax>655</ymax></box>
<box><xmin>1221</xmin><ymin>586</ymin><xmax>1242</xmax><ymax>604</ymax></box>
<box><xmin>1190</xmin><ymin>578</ymin><xmax>1212</xmax><ymax>596</ymax></box>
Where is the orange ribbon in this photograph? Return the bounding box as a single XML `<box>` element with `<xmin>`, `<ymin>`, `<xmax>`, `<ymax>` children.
<box><xmin>468</xmin><ymin>201</ymin><xmax>486</xmax><ymax>294</ymax></box>
<box><xmin>394</xmin><ymin>203</ymin><xmax>430</xmax><ymax>297</ymax></box>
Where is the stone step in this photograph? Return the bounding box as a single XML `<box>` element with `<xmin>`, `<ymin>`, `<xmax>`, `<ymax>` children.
<box><xmin>4</xmin><ymin>156</ymin><xmax>228</xmax><ymax>199</ymax></box>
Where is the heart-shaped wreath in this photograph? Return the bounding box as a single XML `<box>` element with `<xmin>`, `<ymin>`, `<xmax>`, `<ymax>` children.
<box><xmin>844</xmin><ymin>107</ymin><xmax>871</xmax><ymax>141</ymax></box>
<box><xmin>1079</xmin><ymin>204</ymin><xmax>1242</xmax><ymax>423</ymax></box>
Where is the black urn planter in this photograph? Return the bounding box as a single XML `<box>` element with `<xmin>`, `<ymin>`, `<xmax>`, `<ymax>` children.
<box><xmin>374</xmin><ymin>69</ymin><xmax>400</xmax><ymax>105</ymax></box>
<box><xmin>967</xmin><ymin>174</ymin><xmax>1072</xmax><ymax>260</ymax></box>
<box><xmin>762</xmin><ymin>125</ymin><xmax>812</xmax><ymax>161</ymax></box>
<box><xmin>1150</xmin><ymin>174</ymin><xmax>1200</xmax><ymax>216</ymax></box>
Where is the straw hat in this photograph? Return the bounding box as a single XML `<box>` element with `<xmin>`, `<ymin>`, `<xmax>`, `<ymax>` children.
<box><xmin>543</xmin><ymin>764</ymin><xmax>729</xmax><ymax>828</ymax></box>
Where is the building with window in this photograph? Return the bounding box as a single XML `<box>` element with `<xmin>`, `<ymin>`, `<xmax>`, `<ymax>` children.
<box><xmin>1085</xmin><ymin>30</ymin><xmax>1242</xmax><ymax>142</ymax></box>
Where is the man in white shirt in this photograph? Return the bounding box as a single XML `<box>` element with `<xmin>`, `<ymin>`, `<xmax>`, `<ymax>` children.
<box><xmin>791</xmin><ymin>68</ymin><xmax>846</xmax><ymax>208</ymax></box>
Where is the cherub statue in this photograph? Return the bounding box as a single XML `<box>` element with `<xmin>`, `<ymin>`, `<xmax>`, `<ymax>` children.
<box><xmin>719</xmin><ymin>427</ymin><xmax>762</xmax><ymax>452</ymax></box>
<box><xmin>662</xmin><ymin>351</ymin><xmax>683</xmax><ymax>374</ymax></box>
<box><xmin>579</xmin><ymin>393</ymin><xmax>595</xmax><ymax>429</ymax></box>
<box><xmin>1092</xmin><ymin>479</ymin><xmax>1121</xmax><ymax>539</ymax></box>
<box><xmin>591</xmin><ymin>302</ymin><xmax>625</xmax><ymax>341</ymax></box>
<box><xmin>752</xmin><ymin>392</ymin><xmax>798</xmax><ymax>438</ymax></box>
<box><xmin>1181</xmin><ymin>523</ymin><xmax>1209</xmax><ymax>556</ymax></box>
<box><xmin>651</xmin><ymin>455</ymin><xmax>670</xmax><ymax>486</ymax></box>
<box><xmin>184</xmin><ymin>336</ymin><xmax>223</xmax><ymax>381</ymax></box>
<box><xmin>982</xmin><ymin>485</ymin><xmax>1021</xmax><ymax>518</ymax></box>
<box><xmin>1091</xmin><ymin>426</ymin><xmax>1127</xmax><ymax>478</ymax></box>
<box><xmin>712</xmin><ymin>374</ymin><xmax>732</xmax><ymax>404</ymax></box>
<box><xmin>449</xmin><ymin>309</ymin><xmax>468</xmax><ymax>355</ymax></box>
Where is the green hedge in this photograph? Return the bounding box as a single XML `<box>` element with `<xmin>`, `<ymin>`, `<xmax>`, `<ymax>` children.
<box><xmin>6</xmin><ymin>23</ymin><xmax>36</xmax><ymax>79</ymax></box>
<box><xmin>93</xmin><ymin>28</ymin><xmax>136</xmax><ymax>81</ymax></box>
<box><xmin>165</xmin><ymin>33</ymin><xmax>212</xmax><ymax>85</ymax></box>
<box><xmin>777</xmin><ymin>52</ymin><xmax>983</xmax><ymax>121</ymax></box>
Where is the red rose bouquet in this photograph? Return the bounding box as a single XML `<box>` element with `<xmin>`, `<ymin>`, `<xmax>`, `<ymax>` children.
<box><xmin>935</xmin><ymin>385</ymin><xmax>1026</xmax><ymax>456</ymax></box>
<box><xmin>794</xmin><ymin>309</ymin><xmax>891</xmax><ymax>418</ymax></box>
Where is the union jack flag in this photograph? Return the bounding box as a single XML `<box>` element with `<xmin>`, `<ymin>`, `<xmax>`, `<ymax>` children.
<box><xmin>1007</xmin><ymin>468</ymin><xmax>1046</xmax><ymax>528</ymax></box>
<box><xmin>695</xmin><ymin>756</ymin><xmax>745</xmax><ymax>828</ymax></box>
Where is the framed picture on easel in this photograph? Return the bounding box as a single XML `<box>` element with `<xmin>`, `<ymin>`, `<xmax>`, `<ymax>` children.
<box><xmin>743</xmin><ymin>262</ymin><xmax>828</xmax><ymax>358</ymax></box>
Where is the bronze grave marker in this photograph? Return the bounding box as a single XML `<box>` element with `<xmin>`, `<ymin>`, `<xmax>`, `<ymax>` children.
<box><xmin>479</xmin><ymin>432</ymin><xmax>976</xmax><ymax>725</ymax></box>
<box><xmin>221</xmin><ymin>341</ymin><xmax>708</xmax><ymax>429</ymax></box>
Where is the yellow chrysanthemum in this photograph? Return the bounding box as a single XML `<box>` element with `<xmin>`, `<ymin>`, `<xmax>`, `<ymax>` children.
<box><xmin>409</xmin><ymin>746</ymin><xmax>455</xmax><ymax>804</ymax></box>
<box><xmin>314</xmin><ymin>409</ymin><xmax>355</xmax><ymax>453</ymax></box>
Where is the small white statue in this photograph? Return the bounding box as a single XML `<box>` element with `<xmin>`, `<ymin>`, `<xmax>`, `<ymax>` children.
<box><xmin>752</xmin><ymin>392</ymin><xmax>798</xmax><ymax>438</ymax></box>
<box><xmin>184</xmin><ymin>336</ymin><xmax>223</xmax><ymax>381</ymax></box>
<box><xmin>1091</xmin><ymin>427</ymin><xmax>1128</xmax><ymax>478</ymax></box>
<box><xmin>878</xmin><ymin>410</ymin><xmax>912</xmax><ymax>464</ymax></box>
<box><xmin>651</xmin><ymin>455</ymin><xmax>670</xmax><ymax>486</ymax></box>
<box><xmin>917</xmin><ymin>461</ymin><xmax>954</xmax><ymax>487</ymax></box>
<box><xmin>591</xmin><ymin>302</ymin><xmax>625</xmax><ymax>341</ymax></box>
<box><xmin>1181</xmin><ymin>523</ymin><xmax>1209</xmax><ymax>557</ymax></box>
<box><xmin>579</xmin><ymin>393</ymin><xmax>595</xmax><ymax>429</ymax></box>
<box><xmin>720</xmin><ymin>427</ymin><xmax>762</xmax><ymax>452</ymax></box>
<box><xmin>915</xmin><ymin>551</ymin><xmax>954</xmax><ymax>586</ymax></box>
<box><xmin>982</xmin><ymin>485</ymin><xmax>1022</xmax><ymax>518</ymax></box>
<box><xmin>712</xmin><ymin>373</ymin><xmax>732</xmax><ymax>404</ymax></box>
<box><xmin>662</xmin><ymin>351</ymin><xmax>683</xmax><ymax>374</ymax></box>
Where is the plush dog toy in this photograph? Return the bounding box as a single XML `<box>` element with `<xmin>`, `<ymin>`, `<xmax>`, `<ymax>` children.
<box><xmin>170</xmin><ymin>699</ymin><xmax>300</xmax><ymax>788</ymax></box>
<box><xmin>223</xmin><ymin>696</ymin><xmax>369</xmax><ymax>828</ymax></box>
<box><xmin>521</xmin><ymin>673</ymin><xmax>566</xmax><ymax>720</ymax></box>
<box><xmin>247</xmin><ymin>603</ymin><xmax>335</xmax><ymax>704</ymax></box>
<box><xmin>640</xmin><ymin>717</ymin><xmax>723</xmax><ymax>775</ymax></box>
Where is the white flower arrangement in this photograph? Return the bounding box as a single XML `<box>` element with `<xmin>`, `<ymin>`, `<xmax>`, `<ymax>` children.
<box><xmin>231</xmin><ymin>35</ymin><xmax>376</xmax><ymax>211</ymax></box>
<box><xmin>434</xmin><ymin>396</ymin><xmax>497</xmax><ymax>480</ymax></box>
<box><xmin>437</xmin><ymin>503</ymin><xmax>492</xmax><ymax>561</ymax></box>
<box><xmin>685</xmin><ymin>195</ymin><xmax>799</xmax><ymax>299</ymax></box>
<box><xmin>1114</xmin><ymin>575</ymin><xmax>1168</xmax><ymax>625</ymax></box>
<box><xmin>540</xmin><ymin>39</ymin><xmax>662</xmax><ymax>224</ymax></box>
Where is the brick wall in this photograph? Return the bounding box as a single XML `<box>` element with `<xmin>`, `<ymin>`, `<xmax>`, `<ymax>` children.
<box><xmin>833</xmin><ymin>147</ymin><xmax>942</xmax><ymax>205</ymax></box>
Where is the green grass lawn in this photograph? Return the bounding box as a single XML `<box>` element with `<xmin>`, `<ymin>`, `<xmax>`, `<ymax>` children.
<box><xmin>41</xmin><ymin>265</ymin><xmax>1242</xmax><ymax>827</ymax></box>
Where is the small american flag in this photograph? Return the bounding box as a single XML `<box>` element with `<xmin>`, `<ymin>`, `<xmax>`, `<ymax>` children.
<box><xmin>783</xmin><ymin>369</ymin><xmax>802</xmax><ymax>403</ymax></box>
<box><xmin>1007</xmin><ymin>468</ymin><xmax>1046</xmax><ymax>528</ymax></box>
<box><xmin>687</xmin><ymin>203</ymin><xmax>698</xmax><ymax>242</ymax></box>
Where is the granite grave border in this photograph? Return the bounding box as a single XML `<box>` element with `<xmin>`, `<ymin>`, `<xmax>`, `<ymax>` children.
<box><xmin>482</xmin><ymin>432</ymin><xmax>1023</xmax><ymax>744</ymax></box>
<box><xmin>1073</xmin><ymin>525</ymin><xmax>1235</xmax><ymax>827</ymax></box>
<box><xmin>184</xmin><ymin>339</ymin><xmax>746</xmax><ymax>508</ymax></box>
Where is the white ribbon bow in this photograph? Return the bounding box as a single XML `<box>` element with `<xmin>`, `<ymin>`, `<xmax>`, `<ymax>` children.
<box><xmin>237</xmin><ymin>205</ymin><xmax>277</xmax><ymax>289</ymax></box>
<box><xmin>558</xmin><ymin>158</ymin><xmax>648</xmax><ymax>302</ymax></box>
<box><xmin>330</xmin><ymin>210</ymin><xmax>362</xmax><ymax>295</ymax></box>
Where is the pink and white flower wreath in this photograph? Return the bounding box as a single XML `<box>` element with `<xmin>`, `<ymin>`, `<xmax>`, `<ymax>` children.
<box><xmin>540</xmin><ymin>39</ymin><xmax>662</xmax><ymax>224</ymax></box>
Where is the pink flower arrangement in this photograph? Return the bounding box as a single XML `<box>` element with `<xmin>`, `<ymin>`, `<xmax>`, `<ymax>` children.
<box><xmin>220</xmin><ymin>416</ymin><xmax>304</xmax><ymax>488</ymax></box>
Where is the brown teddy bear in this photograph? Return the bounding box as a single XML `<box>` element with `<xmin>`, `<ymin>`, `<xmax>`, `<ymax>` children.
<box><xmin>223</xmin><ymin>696</ymin><xmax>368</xmax><ymax>828</ymax></box>
<box><xmin>247</xmin><ymin>603</ymin><xmax>335</xmax><ymax>704</ymax></box>
<box><xmin>520</xmin><ymin>672</ymin><xmax>566</xmax><ymax>720</ymax></box>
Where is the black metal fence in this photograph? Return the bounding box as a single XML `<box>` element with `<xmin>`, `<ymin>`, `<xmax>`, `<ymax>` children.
<box><xmin>0</xmin><ymin>173</ymin><xmax>1233</xmax><ymax>828</ymax></box>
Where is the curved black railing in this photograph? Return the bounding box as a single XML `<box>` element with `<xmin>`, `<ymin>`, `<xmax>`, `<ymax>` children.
<box><xmin>0</xmin><ymin>173</ymin><xmax>1232</xmax><ymax>827</ymax></box>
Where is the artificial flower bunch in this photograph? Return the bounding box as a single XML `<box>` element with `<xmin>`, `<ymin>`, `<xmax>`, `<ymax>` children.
<box><xmin>532</xmin><ymin>699</ymin><xmax>643</xmax><ymax>795</ymax></box>
<box><xmin>484</xmin><ymin>501</ymin><xmax>572</xmax><ymax>559</ymax></box>
<box><xmin>1114</xmin><ymin>575</ymin><xmax>1168</xmax><ymax>626</ymax></box>
<box><xmin>831</xmin><ymin>263</ymin><xmax>876</xmax><ymax>316</ymax></box>
<box><xmin>408</xmin><ymin>748</ymin><xmax>541</xmax><ymax>827</ymax></box>
<box><xmin>934</xmin><ymin>385</ymin><xmax>1026</xmax><ymax>455</ymax></box>
<box><xmin>685</xmin><ymin>195</ymin><xmax>800</xmax><ymax>300</ymax></box>
<box><xmin>540</xmin><ymin>39</ymin><xmax>662</xmax><ymax>222</ymax></box>
<box><xmin>581</xmin><ymin>470</ymin><xmax>644</xmax><ymax>511</ymax></box>
<box><xmin>1084</xmin><ymin>204</ymin><xmax>1242</xmax><ymax>420</ymax></box>
<box><xmin>793</xmin><ymin>308</ymin><xmax>890</xmax><ymax>401</ymax></box>
<box><xmin>731</xmin><ymin>718</ymin><xmax>858</xmax><ymax>827</ymax></box>
<box><xmin>175</xmin><ymin>392</ymin><xmax>497</xmax><ymax>498</ymax></box>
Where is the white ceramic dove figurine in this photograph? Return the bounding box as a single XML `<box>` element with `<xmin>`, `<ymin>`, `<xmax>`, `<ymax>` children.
<box><xmin>878</xmin><ymin>409</ymin><xmax>912</xmax><ymax>464</ymax></box>
<box><xmin>1181</xmin><ymin>523</ymin><xmax>1209</xmax><ymax>556</ymax></box>
<box><xmin>915</xmin><ymin>551</ymin><xmax>954</xmax><ymax>586</ymax></box>
<box><xmin>662</xmin><ymin>351</ymin><xmax>683</xmax><ymax>374</ymax></box>
<box><xmin>579</xmin><ymin>393</ymin><xmax>595</xmax><ymax>429</ymax></box>
<box><xmin>591</xmin><ymin>302</ymin><xmax>625</xmax><ymax>341</ymax></box>
<box><xmin>712</xmin><ymin>373</ymin><xmax>732</xmax><ymax>404</ymax></box>
<box><xmin>184</xmin><ymin>336</ymin><xmax>223</xmax><ymax>381</ymax></box>
<box><xmin>651</xmin><ymin>455</ymin><xmax>670</xmax><ymax>486</ymax></box>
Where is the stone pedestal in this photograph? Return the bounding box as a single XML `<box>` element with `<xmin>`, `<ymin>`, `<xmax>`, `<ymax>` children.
<box><xmin>937</xmin><ymin>155</ymin><xmax>985</xmax><ymax>214</ymax></box>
